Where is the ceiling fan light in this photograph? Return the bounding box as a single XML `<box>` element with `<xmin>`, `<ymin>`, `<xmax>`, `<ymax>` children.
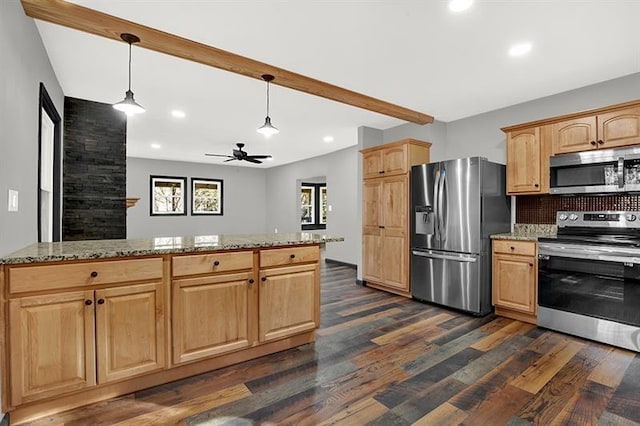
<box><xmin>113</xmin><ymin>90</ymin><xmax>145</xmax><ymax>115</ymax></box>
<box><xmin>257</xmin><ymin>116</ymin><xmax>279</xmax><ymax>137</ymax></box>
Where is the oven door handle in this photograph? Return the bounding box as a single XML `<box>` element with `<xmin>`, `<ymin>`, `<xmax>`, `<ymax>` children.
<box><xmin>538</xmin><ymin>244</ymin><xmax>640</xmax><ymax>264</ymax></box>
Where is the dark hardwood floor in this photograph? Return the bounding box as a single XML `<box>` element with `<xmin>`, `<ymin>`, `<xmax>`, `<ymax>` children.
<box><xmin>23</xmin><ymin>261</ymin><xmax>640</xmax><ymax>425</ymax></box>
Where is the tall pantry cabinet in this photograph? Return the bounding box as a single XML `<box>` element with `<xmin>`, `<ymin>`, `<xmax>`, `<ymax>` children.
<box><xmin>361</xmin><ymin>139</ymin><xmax>431</xmax><ymax>297</ymax></box>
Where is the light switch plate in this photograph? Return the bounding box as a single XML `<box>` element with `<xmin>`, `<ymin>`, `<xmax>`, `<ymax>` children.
<box><xmin>8</xmin><ymin>189</ymin><xmax>18</xmax><ymax>212</ymax></box>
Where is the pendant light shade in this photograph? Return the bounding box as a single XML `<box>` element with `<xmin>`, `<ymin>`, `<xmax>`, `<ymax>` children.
<box><xmin>113</xmin><ymin>33</ymin><xmax>145</xmax><ymax>115</ymax></box>
<box><xmin>257</xmin><ymin>74</ymin><xmax>279</xmax><ymax>137</ymax></box>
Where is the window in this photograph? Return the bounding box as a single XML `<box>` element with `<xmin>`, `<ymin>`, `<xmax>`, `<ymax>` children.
<box><xmin>191</xmin><ymin>178</ymin><xmax>223</xmax><ymax>215</ymax></box>
<box><xmin>150</xmin><ymin>176</ymin><xmax>187</xmax><ymax>216</ymax></box>
<box><xmin>301</xmin><ymin>182</ymin><xmax>326</xmax><ymax>230</ymax></box>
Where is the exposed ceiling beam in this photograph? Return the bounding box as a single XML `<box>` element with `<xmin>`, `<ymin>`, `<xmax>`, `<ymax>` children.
<box><xmin>21</xmin><ymin>0</ymin><xmax>434</xmax><ymax>125</ymax></box>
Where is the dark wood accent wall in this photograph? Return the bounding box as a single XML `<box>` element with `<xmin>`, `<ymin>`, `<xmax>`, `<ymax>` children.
<box><xmin>516</xmin><ymin>194</ymin><xmax>640</xmax><ymax>223</ymax></box>
<box><xmin>63</xmin><ymin>97</ymin><xmax>127</xmax><ymax>240</ymax></box>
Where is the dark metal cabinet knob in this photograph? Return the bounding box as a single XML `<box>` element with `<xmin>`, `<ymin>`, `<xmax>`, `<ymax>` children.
<box><xmin>261</xmin><ymin>276</ymin><xmax>267</xmax><ymax>282</ymax></box>
<box><xmin>590</xmin><ymin>140</ymin><xmax>597</xmax><ymax>146</ymax></box>
<box><xmin>248</xmin><ymin>278</ymin><xmax>255</xmax><ymax>284</ymax></box>
<box><xmin>90</xmin><ymin>271</ymin><xmax>98</xmax><ymax>278</ymax></box>
<box><xmin>97</xmin><ymin>299</ymin><xmax>105</xmax><ymax>305</ymax></box>
<box><xmin>534</xmin><ymin>183</ymin><xmax>539</xmax><ymax>188</ymax></box>
<box><xmin>378</xmin><ymin>170</ymin><xmax>384</xmax><ymax>174</ymax></box>
<box><xmin>510</xmin><ymin>246</ymin><xmax>515</xmax><ymax>250</ymax></box>
<box><xmin>290</xmin><ymin>254</ymin><xmax>296</xmax><ymax>259</ymax></box>
<box><xmin>85</xmin><ymin>300</ymin><xmax>92</xmax><ymax>306</ymax></box>
<box><xmin>597</xmin><ymin>140</ymin><xmax>604</xmax><ymax>145</ymax></box>
<box><xmin>213</xmin><ymin>260</ymin><xmax>220</xmax><ymax>266</ymax></box>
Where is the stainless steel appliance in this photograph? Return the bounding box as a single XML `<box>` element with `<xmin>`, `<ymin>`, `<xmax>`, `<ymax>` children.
<box><xmin>411</xmin><ymin>157</ymin><xmax>510</xmax><ymax>315</ymax></box>
<box><xmin>538</xmin><ymin>211</ymin><xmax>640</xmax><ymax>351</ymax></box>
<box><xmin>549</xmin><ymin>145</ymin><xmax>640</xmax><ymax>195</ymax></box>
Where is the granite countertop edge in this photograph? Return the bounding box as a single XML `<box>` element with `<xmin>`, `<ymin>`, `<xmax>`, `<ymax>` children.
<box><xmin>0</xmin><ymin>234</ymin><xmax>345</xmax><ymax>265</ymax></box>
<box><xmin>490</xmin><ymin>232</ymin><xmax>551</xmax><ymax>242</ymax></box>
<box><xmin>490</xmin><ymin>224</ymin><xmax>558</xmax><ymax>242</ymax></box>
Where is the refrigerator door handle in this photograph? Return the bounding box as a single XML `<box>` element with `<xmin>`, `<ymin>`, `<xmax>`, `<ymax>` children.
<box><xmin>433</xmin><ymin>170</ymin><xmax>441</xmax><ymax>242</ymax></box>
<box><xmin>439</xmin><ymin>169</ymin><xmax>447</xmax><ymax>243</ymax></box>
<box><xmin>412</xmin><ymin>250</ymin><xmax>477</xmax><ymax>263</ymax></box>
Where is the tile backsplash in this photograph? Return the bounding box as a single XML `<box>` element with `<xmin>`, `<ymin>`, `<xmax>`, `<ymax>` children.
<box><xmin>516</xmin><ymin>194</ymin><xmax>640</xmax><ymax>224</ymax></box>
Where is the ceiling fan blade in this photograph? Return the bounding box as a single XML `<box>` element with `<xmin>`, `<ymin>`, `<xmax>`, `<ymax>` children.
<box><xmin>205</xmin><ymin>153</ymin><xmax>233</xmax><ymax>158</ymax></box>
<box><xmin>224</xmin><ymin>158</ymin><xmax>237</xmax><ymax>162</ymax></box>
<box><xmin>246</xmin><ymin>155</ymin><xmax>271</xmax><ymax>159</ymax></box>
<box><xmin>244</xmin><ymin>157</ymin><xmax>262</xmax><ymax>164</ymax></box>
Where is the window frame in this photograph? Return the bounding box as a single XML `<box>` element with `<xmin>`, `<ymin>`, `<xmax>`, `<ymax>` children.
<box><xmin>149</xmin><ymin>175</ymin><xmax>187</xmax><ymax>216</ymax></box>
<box><xmin>191</xmin><ymin>177</ymin><xmax>224</xmax><ymax>216</ymax></box>
<box><xmin>301</xmin><ymin>182</ymin><xmax>326</xmax><ymax>231</ymax></box>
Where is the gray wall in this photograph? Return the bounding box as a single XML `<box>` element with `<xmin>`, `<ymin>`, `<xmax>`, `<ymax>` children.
<box><xmin>265</xmin><ymin>146</ymin><xmax>359</xmax><ymax>266</ymax></box>
<box><xmin>127</xmin><ymin>157</ymin><xmax>268</xmax><ymax>238</ymax></box>
<box><xmin>0</xmin><ymin>1</ymin><xmax>64</xmax><ymax>257</ymax></box>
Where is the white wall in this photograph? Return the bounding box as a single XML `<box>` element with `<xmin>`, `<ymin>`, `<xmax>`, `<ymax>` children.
<box><xmin>265</xmin><ymin>146</ymin><xmax>359</xmax><ymax>266</ymax></box>
<box><xmin>127</xmin><ymin>157</ymin><xmax>268</xmax><ymax>238</ymax></box>
<box><xmin>0</xmin><ymin>1</ymin><xmax>64</xmax><ymax>257</ymax></box>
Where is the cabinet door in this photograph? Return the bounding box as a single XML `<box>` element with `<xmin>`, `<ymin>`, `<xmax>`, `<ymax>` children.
<box><xmin>362</xmin><ymin>150</ymin><xmax>383</xmax><ymax>179</ymax></box>
<box><xmin>598</xmin><ymin>106</ymin><xmax>640</xmax><ymax>149</ymax></box>
<box><xmin>9</xmin><ymin>290</ymin><xmax>96</xmax><ymax>405</ymax></box>
<box><xmin>172</xmin><ymin>272</ymin><xmax>253</xmax><ymax>364</ymax></box>
<box><xmin>382</xmin><ymin>144</ymin><xmax>408</xmax><ymax>176</ymax></box>
<box><xmin>507</xmin><ymin>128</ymin><xmax>542</xmax><ymax>194</ymax></box>
<box><xmin>381</xmin><ymin>175</ymin><xmax>408</xmax><ymax>289</ymax></box>
<box><xmin>552</xmin><ymin>116</ymin><xmax>597</xmax><ymax>154</ymax></box>
<box><xmin>259</xmin><ymin>263</ymin><xmax>318</xmax><ymax>343</ymax></box>
<box><xmin>95</xmin><ymin>282</ymin><xmax>165</xmax><ymax>383</ymax></box>
<box><xmin>492</xmin><ymin>254</ymin><xmax>536</xmax><ymax>314</ymax></box>
<box><xmin>363</xmin><ymin>180</ymin><xmax>383</xmax><ymax>282</ymax></box>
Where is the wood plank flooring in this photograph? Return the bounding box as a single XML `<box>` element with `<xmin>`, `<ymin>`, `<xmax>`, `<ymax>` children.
<box><xmin>20</xmin><ymin>261</ymin><xmax>640</xmax><ymax>425</ymax></box>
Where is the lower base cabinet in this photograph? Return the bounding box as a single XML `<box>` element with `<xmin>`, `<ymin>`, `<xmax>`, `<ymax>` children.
<box><xmin>172</xmin><ymin>271</ymin><xmax>254</xmax><ymax>364</ymax></box>
<box><xmin>259</xmin><ymin>263</ymin><xmax>319</xmax><ymax>343</ymax></box>
<box><xmin>492</xmin><ymin>240</ymin><xmax>538</xmax><ymax>324</ymax></box>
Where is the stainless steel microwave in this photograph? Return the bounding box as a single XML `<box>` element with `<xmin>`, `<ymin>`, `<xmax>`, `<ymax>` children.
<box><xmin>550</xmin><ymin>145</ymin><xmax>640</xmax><ymax>194</ymax></box>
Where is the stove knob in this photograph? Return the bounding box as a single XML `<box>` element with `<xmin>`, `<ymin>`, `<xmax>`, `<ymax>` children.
<box><xmin>558</xmin><ymin>213</ymin><xmax>568</xmax><ymax>221</ymax></box>
<box><xmin>626</xmin><ymin>214</ymin><xmax>637</xmax><ymax>222</ymax></box>
<box><xmin>569</xmin><ymin>214</ymin><xmax>579</xmax><ymax>221</ymax></box>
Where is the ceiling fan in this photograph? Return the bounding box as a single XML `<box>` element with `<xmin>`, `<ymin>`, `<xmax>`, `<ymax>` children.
<box><xmin>205</xmin><ymin>143</ymin><xmax>272</xmax><ymax>164</ymax></box>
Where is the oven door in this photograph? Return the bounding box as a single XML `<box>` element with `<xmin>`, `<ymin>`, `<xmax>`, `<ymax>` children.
<box><xmin>538</xmin><ymin>243</ymin><xmax>640</xmax><ymax>327</ymax></box>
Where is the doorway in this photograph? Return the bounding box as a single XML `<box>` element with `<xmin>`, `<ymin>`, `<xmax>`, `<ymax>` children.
<box><xmin>38</xmin><ymin>83</ymin><xmax>61</xmax><ymax>242</ymax></box>
<box><xmin>298</xmin><ymin>176</ymin><xmax>327</xmax><ymax>231</ymax></box>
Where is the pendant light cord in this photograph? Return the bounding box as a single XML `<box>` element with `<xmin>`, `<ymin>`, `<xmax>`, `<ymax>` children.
<box><xmin>265</xmin><ymin>80</ymin><xmax>270</xmax><ymax>117</ymax></box>
<box><xmin>128</xmin><ymin>42</ymin><xmax>132</xmax><ymax>91</ymax></box>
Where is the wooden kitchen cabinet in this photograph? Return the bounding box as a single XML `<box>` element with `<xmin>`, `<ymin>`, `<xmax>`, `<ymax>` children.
<box><xmin>95</xmin><ymin>282</ymin><xmax>165</xmax><ymax>383</ymax></box>
<box><xmin>9</xmin><ymin>290</ymin><xmax>96</xmax><ymax>406</ymax></box>
<box><xmin>258</xmin><ymin>246</ymin><xmax>320</xmax><ymax>343</ymax></box>
<box><xmin>492</xmin><ymin>240</ymin><xmax>537</xmax><ymax>324</ymax></box>
<box><xmin>361</xmin><ymin>139</ymin><xmax>431</xmax><ymax>297</ymax></box>
<box><xmin>8</xmin><ymin>258</ymin><xmax>166</xmax><ymax>406</ymax></box>
<box><xmin>552</xmin><ymin>105</ymin><xmax>640</xmax><ymax>154</ymax></box>
<box><xmin>506</xmin><ymin>126</ymin><xmax>551</xmax><ymax>194</ymax></box>
<box><xmin>172</xmin><ymin>271</ymin><xmax>254</xmax><ymax>364</ymax></box>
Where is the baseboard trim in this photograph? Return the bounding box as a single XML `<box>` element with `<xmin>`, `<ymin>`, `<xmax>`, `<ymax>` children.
<box><xmin>356</xmin><ymin>279</ymin><xmax>365</xmax><ymax>287</ymax></box>
<box><xmin>324</xmin><ymin>258</ymin><xmax>357</xmax><ymax>269</ymax></box>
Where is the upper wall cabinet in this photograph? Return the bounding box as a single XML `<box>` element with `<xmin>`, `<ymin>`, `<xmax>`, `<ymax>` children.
<box><xmin>505</xmin><ymin>126</ymin><xmax>551</xmax><ymax>195</ymax></box>
<box><xmin>553</xmin><ymin>106</ymin><xmax>640</xmax><ymax>154</ymax></box>
<box><xmin>362</xmin><ymin>138</ymin><xmax>431</xmax><ymax>179</ymax></box>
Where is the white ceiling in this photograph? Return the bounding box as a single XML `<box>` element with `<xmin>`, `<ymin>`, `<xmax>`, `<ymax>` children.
<box><xmin>35</xmin><ymin>0</ymin><xmax>640</xmax><ymax>168</ymax></box>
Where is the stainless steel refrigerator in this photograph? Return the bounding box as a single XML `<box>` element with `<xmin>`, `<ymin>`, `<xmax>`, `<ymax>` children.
<box><xmin>411</xmin><ymin>157</ymin><xmax>510</xmax><ymax>315</ymax></box>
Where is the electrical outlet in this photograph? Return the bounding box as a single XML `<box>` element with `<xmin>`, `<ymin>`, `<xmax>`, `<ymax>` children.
<box><xmin>8</xmin><ymin>189</ymin><xmax>18</xmax><ymax>212</ymax></box>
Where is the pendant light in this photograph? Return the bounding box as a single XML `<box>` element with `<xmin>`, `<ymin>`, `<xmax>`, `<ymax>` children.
<box><xmin>257</xmin><ymin>74</ymin><xmax>279</xmax><ymax>137</ymax></box>
<box><xmin>113</xmin><ymin>33</ymin><xmax>145</xmax><ymax>115</ymax></box>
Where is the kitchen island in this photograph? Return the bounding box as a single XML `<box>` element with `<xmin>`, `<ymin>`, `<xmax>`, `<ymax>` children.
<box><xmin>0</xmin><ymin>232</ymin><xmax>343</xmax><ymax>424</ymax></box>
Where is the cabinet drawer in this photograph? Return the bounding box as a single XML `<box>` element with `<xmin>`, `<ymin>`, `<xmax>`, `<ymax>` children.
<box><xmin>260</xmin><ymin>245</ymin><xmax>320</xmax><ymax>268</ymax></box>
<box><xmin>172</xmin><ymin>251</ymin><xmax>253</xmax><ymax>277</ymax></box>
<box><xmin>9</xmin><ymin>258</ymin><xmax>163</xmax><ymax>294</ymax></box>
<box><xmin>493</xmin><ymin>240</ymin><xmax>536</xmax><ymax>256</ymax></box>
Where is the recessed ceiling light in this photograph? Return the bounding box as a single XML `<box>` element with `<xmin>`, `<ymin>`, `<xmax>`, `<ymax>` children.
<box><xmin>509</xmin><ymin>42</ymin><xmax>532</xmax><ymax>57</ymax></box>
<box><xmin>323</xmin><ymin>136</ymin><xmax>334</xmax><ymax>143</ymax></box>
<box><xmin>150</xmin><ymin>143</ymin><xmax>161</xmax><ymax>149</ymax></box>
<box><xmin>171</xmin><ymin>110</ymin><xmax>186</xmax><ymax>118</ymax></box>
<box><xmin>449</xmin><ymin>0</ymin><xmax>473</xmax><ymax>12</ymax></box>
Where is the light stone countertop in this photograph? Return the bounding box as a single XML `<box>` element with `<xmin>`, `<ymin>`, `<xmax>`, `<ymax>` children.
<box><xmin>0</xmin><ymin>233</ymin><xmax>344</xmax><ymax>265</ymax></box>
<box><xmin>490</xmin><ymin>224</ymin><xmax>557</xmax><ymax>242</ymax></box>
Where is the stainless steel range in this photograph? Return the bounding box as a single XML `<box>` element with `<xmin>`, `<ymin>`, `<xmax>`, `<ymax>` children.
<box><xmin>538</xmin><ymin>211</ymin><xmax>640</xmax><ymax>351</ymax></box>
